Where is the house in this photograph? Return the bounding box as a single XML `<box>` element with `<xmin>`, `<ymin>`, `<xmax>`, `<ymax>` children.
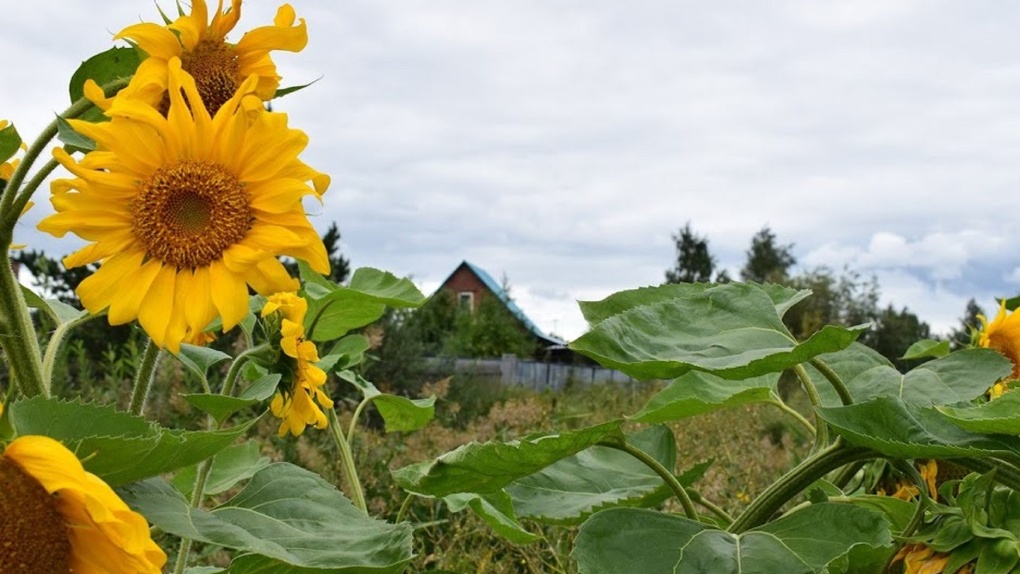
<box><xmin>435</xmin><ymin>261</ymin><xmax>569</xmax><ymax>358</ymax></box>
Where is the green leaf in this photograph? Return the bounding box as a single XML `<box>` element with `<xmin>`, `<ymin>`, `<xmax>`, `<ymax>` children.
<box><xmin>976</xmin><ymin>538</ymin><xmax>1020</xmax><ymax>574</ymax></box>
<box><xmin>573</xmin><ymin>503</ymin><xmax>892</xmax><ymax>574</ymax></box>
<box><xmin>274</xmin><ymin>78</ymin><xmax>321</xmax><ymax>99</ymax></box>
<box><xmin>0</xmin><ymin>121</ymin><xmax>21</xmax><ymax>164</ymax></box>
<box><xmin>172</xmin><ymin>441</ymin><xmax>271</xmax><ymax>498</ymax></box>
<box><xmin>238</xmin><ymin>373</ymin><xmax>282</xmax><ymax>402</ymax></box>
<box><xmin>374</xmin><ymin>395</ymin><xmax>436</xmax><ymax>433</ymax></box>
<box><xmin>571</xmin><ymin>283</ymin><xmax>867</xmax><ymax>381</ymax></box>
<box><xmin>317</xmin><ymin>334</ymin><xmax>370</xmax><ymax>371</ymax></box>
<box><xmin>445</xmin><ymin>491</ymin><xmax>541</xmax><ymax>544</ymax></box>
<box><xmin>843</xmin><ymin>349</ymin><xmax>1010</xmax><ymax>406</ymax></box>
<box><xmin>56</xmin><ymin>114</ymin><xmax>96</xmax><ymax>152</ymax></box>
<box><xmin>9</xmin><ymin>397</ymin><xmax>255</xmax><ymax>486</ymax></box>
<box><xmin>507</xmin><ymin>426</ymin><xmax>688</xmax><ymax>525</ymax></box>
<box><xmin>817</xmin><ymin>397</ymin><xmax>1020</xmax><ymax>460</ymax></box>
<box><xmin>305</xmin><ymin>290</ymin><xmax>386</xmax><ymax>342</ymax></box>
<box><xmin>631</xmin><ymin>371</ymin><xmax>780</xmax><ymax>423</ymax></box>
<box><xmin>938</xmin><ymin>392</ymin><xmax>1020</xmax><ymax>435</ymax></box>
<box><xmin>339</xmin><ymin>370</ymin><xmax>381</xmax><ymax>399</ymax></box>
<box><xmin>392</xmin><ymin>421</ymin><xmax>626</xmax><ymax>497</ymax></box>
<box><xmin>304</xmin><ymin>268</ymin><xmax>425</xmax><ymax>342</ymax></box>
<box><xmin>20</xmin><ymin>285</ymin><xmax>87</xmax><ymax>326</ymax></box>
<box><xmin>902</xmin><ymin>339</ymin><xmax>952</xmax><ymax>360</ymax></box>
<box><xmin>68</xmin><ymin>47</ymin><xmax>140</xmax><ymax>121</ymax></box>
<box><xmin>297</xmin><ymin>258</ymin><xmax>335</xmax><ymax>294</ymax></box>
<box><xmin>120</xmin><ymin>464</ymin><xmax>413</xmax><ymax>572</ymax></box>
<box><xmin>578</xmin><ymin>282</ymin><xmax>809</xmax><ymax>327</ymax></box>
<box><xmin>347</xmin><ymin>267</ymin><xmax>427</xmax><ymax>308</ymax></box>
<box><xmin>175</xmin><ymin>344</ymin><xmax>232</xmax><ymax>384</ymax></box>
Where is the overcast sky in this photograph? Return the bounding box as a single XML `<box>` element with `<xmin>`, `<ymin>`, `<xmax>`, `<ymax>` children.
<box><xmin>5</xmin><ymin>1</ymin><xmax>1020</xmax><ymax>341</ymax></box>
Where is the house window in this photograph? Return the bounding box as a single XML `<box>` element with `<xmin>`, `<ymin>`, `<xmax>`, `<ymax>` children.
<box><xmin>458</xmin><ymin>291</ymin><xmax>474</xmax><ymax>312</ymax></box>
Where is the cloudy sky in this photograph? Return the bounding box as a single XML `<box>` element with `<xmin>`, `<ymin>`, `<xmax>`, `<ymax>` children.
<box><xmin>5</xmin><ymin>1</ymin><xmax>1020</xmax><ymax>341</ymax></box>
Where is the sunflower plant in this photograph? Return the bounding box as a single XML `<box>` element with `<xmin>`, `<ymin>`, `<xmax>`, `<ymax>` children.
<box><xmin>6</xmin><ymin>3</ymin><xmax>1020</xmax><ymax>574</ymax></box>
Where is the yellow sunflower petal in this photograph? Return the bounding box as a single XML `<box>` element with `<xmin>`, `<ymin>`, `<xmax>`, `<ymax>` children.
<box><xmin>137</xmin><ymin>264</ymin><xmax>178</xmax><ymax>351</ymax></box>
<box><xmin>74</xmin><ymin>250</ymin><xmax>147</xmax><ymax>315</ymax></box>
<box><xmin>114</xmin><ymin>22</ymin><xmax>183</xmax><ymax>59</ymax></box>
<box><xmin>209</xmin><ymin>260</ymin><xmax>249</xmax><ymax>329</ymax></box>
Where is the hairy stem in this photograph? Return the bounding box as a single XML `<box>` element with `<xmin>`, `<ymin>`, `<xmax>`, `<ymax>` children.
<box><xmin>0</xmin><ymin>252</ymin><xmax>46</xmax><ymax>397</ymax></box>
<box><xmin>128</xmin><ymin>339</ymin><xmax>162</xmax><ymax>416</ymax></box>
<box><xmin>793</xmin><ymin>364</ymin><xmax>829</xmax><ymax>450</ymax></box>
<box><xmin>728</xmin><ymin>441</ymin><xmax>875</xmax><ymax>533</ymax></box>
<box><xmin>769</xmin><ymin>393</ymin><xmax>815</xmax><ymax>438</ymax></box>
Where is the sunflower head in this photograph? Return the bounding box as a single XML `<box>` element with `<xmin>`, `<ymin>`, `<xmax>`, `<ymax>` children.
<box><xmin>978</xmin><ymin>301</ymin><xmax>1020</xmax><ymax>380</ymax></box>
<box><xmin>0</xmin><ymin>435</ymin><xmax>166</xmax><ymax>573</ymax></box>
<box><xmin>113</xmin><ymin>0</ymin><xmax>307</xmax><ymax>114</ymax></box>
<box><xmin>38</xmin><ymin>59</ymin><xmax>329</xmax><ymax>352</ymax></box>
<box><xmin>262</xmin><ymin>292</ymin><xmax>333</xmax><ymax>437</ymax></box>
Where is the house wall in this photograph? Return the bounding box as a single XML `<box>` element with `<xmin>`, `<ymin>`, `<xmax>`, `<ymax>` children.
<box><xmin>439</xmin><ymin>264</ymin><xmax>491</xmax><ymax>313</ymax></box>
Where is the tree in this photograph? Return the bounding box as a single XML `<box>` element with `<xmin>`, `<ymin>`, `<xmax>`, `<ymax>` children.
<box><xmin>740</xmin><ymin>226</ymin><xmax>796</xmax><ymax>284</ymax></box>
<box><xmin>784</xmin><ymin>267</ymin><xmax>879</xmax><ymax>341</ymax></box>
<box><xmin>948</xmin><ymin>298</ymin><xmax>985</xmax><ymax>350</ymax></box>
<box><xmin>665</xmin><ymin>222</ymin><xmax>717</xmax><ymax>284</ymax></box>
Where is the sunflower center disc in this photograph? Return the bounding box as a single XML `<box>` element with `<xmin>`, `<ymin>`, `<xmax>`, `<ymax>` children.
<box><xmin>133</xmin><ymin>160</ymin><xmax>251</xmax><ymax>269</ymax></box>
<box><xmin>182</xmin><ymin>38</ymin><xmax>241</xmax><ymax>115</ymax></box>
<box><xmin>0</xmin><ymin>456</ymin><xmax>72</xmax><ymax>573</ymax></box>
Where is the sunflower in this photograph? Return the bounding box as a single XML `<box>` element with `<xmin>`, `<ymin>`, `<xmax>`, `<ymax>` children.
<box><xmin>978</xmin><ymin>301</ymin><xmax>1020</xmax><ymax>380</ymax></box>
<box><xmin>262</xmin><ymin>292</ymin><xmax>333</xmax><ymax>437</ymax></box>
<box><xmin>111</xmin><ymin>0</ymin><xmax>307</xmax><ymax>114</ymax></box>
<box><xmin>0</xmin><ymin>435</ymin><xmax>166</xmax><ymax>573</ymax></box>
<box><xmin>38</xmin><ymin>60</ymin><xmax>329</xmax><ymax>352</ymax></box>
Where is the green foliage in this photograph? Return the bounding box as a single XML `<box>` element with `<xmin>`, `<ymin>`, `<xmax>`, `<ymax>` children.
<box><xmin>120</xmin><ymin>463</ymin><xmax>414</xmax><ymax>573</ymax></box>
<box><xmin>444</xmin><ymin>296</ymin><xmax>537</xmax><ymax>358</ymax></box>
<box><xmin>631</xmin><ymin>371</ymin><xmax>780</xmax><ymax>423</ymax></box>
<box><xmin>571</xmin><ymin>282</ymin><xmax>866</xmax><ymax>380</ymax></box>
<box><xmin>9</xmin><ymin>397</ymin><xmax>257</xmax><ymax>486</ymax></box>
<box><xmin>949</xmin><ymin>297</ymin><xmax>985</xmax><ymax>351</ymax></box>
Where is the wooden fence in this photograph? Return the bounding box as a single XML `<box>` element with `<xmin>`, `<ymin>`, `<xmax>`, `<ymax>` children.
<box><xmin>423</xmin><ymin>355</ymin><xmax>637</xmax><ymax>392</ymax></box>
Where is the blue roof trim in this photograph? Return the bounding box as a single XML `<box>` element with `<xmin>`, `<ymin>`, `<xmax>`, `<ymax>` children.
<box><xmin>462</xmin><ymin>261</ymin><xmax>567</xmax><ymax>346</ymax></box>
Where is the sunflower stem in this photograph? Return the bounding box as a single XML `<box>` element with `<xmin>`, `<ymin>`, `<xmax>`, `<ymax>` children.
<box><xmin>768</xmin><ymin>393</ymin><xmax>815</xmax><ymax>438</ymax></box>
<box><xmin>0</xmin><ymin>251</ymin><xmax>46</xmax><ymax>398</ymax></box>
<box><xmin>793</xmin><ymin>364</ymin><xmax>829</xmax><ymax>451</ymax></box>
<box><xmin>347</xmin><ymin>396</ymin><xmax>372</xmax><ymax>448</ymax></box>
<box><xmin>808</xmin><ymin>357</ymin><xmax>854</xmax><ymax>406</ymax></box>
<box><xmin>598</xmin><ymin>440</ymin><xmax>699</xmax><ymax>521</ymax></box>
<box><xmin>728</xmin><ymin>440</ymin><xmax>875</xmax><ymax>533</ymax></box>
<box><xmin>328</xmin><ymin>407</ymin><xmax>368</xmax><ymax>514</ymax></box>
<box><xmin>128</xmin><ymin>339</ymin><xmax>162</xmax><ymax>416</ymax></box>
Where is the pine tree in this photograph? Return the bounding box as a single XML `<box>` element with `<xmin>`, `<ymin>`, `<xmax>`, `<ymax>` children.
<box><xmin>740</xmin><ymin>226</ymin><xmax>796</xmax><ymax>284</ymax></box>
<box><xmin>664</xmin><ymin>222</ymin><xmax>717</xmax><ymax>284</ymax></box>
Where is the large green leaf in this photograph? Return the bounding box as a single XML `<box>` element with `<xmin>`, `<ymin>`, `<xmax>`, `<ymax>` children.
<box><xmin>938</xmin><ymin>392</ymin><xmax>1020</xmax><ymax>435</ymax></box>
<box><xmin>573</xmin><ymin>503</ymin><xmax>891</xmax><ymax>574</ymax></box>
<box><xmin>817</xmin><ymin>398</ymin><xmax>1020</xmax><ymax>461</ymax></box>
<box><xmin>121</xmin><ymin>463</ymin><xmax>413</xmax><ymax>572</ymax></box>
<box><xmin>571</xmin><ymin>283</ymin><xmax>866</xmax><ymax>381</ymax></box>
<box><xmin>9</xmin><ymin>397</ymin><xmax>255</xmax><ymax>486</ymax></box>
<box><xmin>392</xmin><ymin>421</ymin><xmax>626</xmax><ymax>497</ymax></box>
<box><xmin>843</xmin><ymin>349</ymin><xmax>1009</xmax><ymax>406</ymax></box>
<box><xmin>578</xmin><ymin>282</ymin><xmax>810</xmax><ymax>327</ymax></box>
<box><xmin>902</xmin><ymin>339</ymin><xmax>951</xmax><ymax>360</ymax></box>
<box><xmin>172</xmin><ymin>441</ymin><xmax>271</xmax><ymax>498</ymax></box>
<box><xmin>338</xmin><ymin>371</ymin><xmax>436</xmax><ymax>433</ymax></box>
<box><xmin>631</xmin><ymin>371</ymin><xmax>780</xmax><ymax>423</ymax></box>
<box><xmin>507</xmin><ymin>426</ymin><xmax>704</xmax><ymax>525</ymax></box>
